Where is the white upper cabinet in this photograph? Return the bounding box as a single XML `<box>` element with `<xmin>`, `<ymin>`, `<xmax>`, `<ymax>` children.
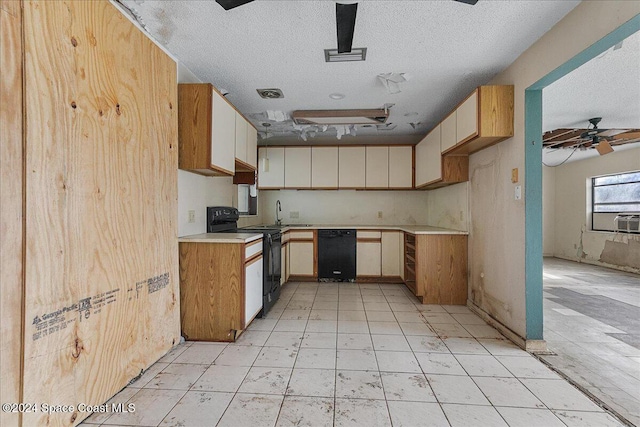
<box><xmin>365</xmin><ymin>146</ymin><xmax>389</xmax><ymax>189</ymax></box>
<box><xmin>424</xmin><ymin>124</ymin><xmax>442</xmax><ymax>184</ymax></box>
<box><xmin>211</xmin><ymin>90</ymin><xmax>236</xmax><ymax>174</ymax></box>
<box><xmin>388</xmin><ymin>146</ymin><xmax>413</xmax><ymax>189</ymax></box>
<box><xmin>456</xmin><ymin>90</ymin><xmax>478</xmax><ymax>145</ymax></box>
<box><xmin>440</xmin><ymin>111</ymin><xmax>457</xmax><ymax>154</ymax></box>
<box><xmin>311</xmin><ymin>147</ymin><xmax>339</xmax><ymax>188</ymax></box>
<box><xmin>338</xmin><ymin>146</ymin><xmax>366</xmax><ymax>188</ymax></box>
<box><xmin>246</xmin><ymin>125</ymin><xmax>258</xmax><ymax>169</ymax></box>
<box><xmin>178</xmin><ymin>84</ymin><xmax>240</xmax><ymax>176</ymax></box>
<box><xmin>256</xmin><ymin>145</ymin><xmax>413</xmax><ymax>190</ymax></box>
<box><xmin>415</xmin><ymin>125</ymin><xmax>441</xmax><ymax>187</ymax></box>
<box><xmin>284</xmin><ymin>147</ymin><xmax>312</xmax><ymax>188</ymax></box>
<box><xmin>257</xmin><ymin>147</ymin><xmax>285</xmax><ymax>188</ymax></box>
<box><xmin>235</xmin><ymin>112</ymin><xmax>248</xmax><ymax>164</ymax></box>
<box><xmin>415</xmin><ymin>138</ymin><xmax>428</xmax><ymax>187</ymax></box>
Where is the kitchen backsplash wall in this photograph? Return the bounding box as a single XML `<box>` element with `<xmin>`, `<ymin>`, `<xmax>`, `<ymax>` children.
<box><xmin>177</xmin><ymin>170</ymin><xmax>263</xmax><ymax>236</ymax></box>
<box><xmin>424</xmin><ymin>182</ymin><xmax>469</xmax><ymax>231</ymax></box>
<box><xmin>260</xmin><ymin>190</ymin><xmax>430</xmax><ymax>226</ymax></box>
<box><xmin>178</xmin><ymin>171</ymin><xmax>233</xmax><ymax>236</ymax></box>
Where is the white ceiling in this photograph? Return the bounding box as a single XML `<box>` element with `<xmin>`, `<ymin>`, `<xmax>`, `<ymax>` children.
<box><xmin>122</xmin><ymin>0</ymin><xmax>580</xmax><ymax>144</ymax></box>
<box><xmin>542</xmin><ymin>30</ymin><xmax>640</xmax><ymax>166</ymax></box>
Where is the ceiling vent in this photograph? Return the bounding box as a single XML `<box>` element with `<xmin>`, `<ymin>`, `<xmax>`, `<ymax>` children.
<box><xmin>256</xmin><ymin>88</ymin><xmax>284</xmax><ymax>99</ymax></box>
<box><xmin>292</xmin><ymin>109</ymin><xmax>388</xmax><ymax>125</ymax></box>
<box><xmin>324</xmin><ymin>48</ymin><xmax>367</xmax><ymax>63</ymax></box>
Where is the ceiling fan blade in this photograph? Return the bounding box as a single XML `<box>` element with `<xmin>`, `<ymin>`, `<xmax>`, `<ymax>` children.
<box><xmin>215</xmin><ymin>0</ymin><xmax>254</xmax><ymax>10</ymax></box>
<box><xmin>336</xmin><ymin>3</ymin><xmax>358</xmax><ymax>54</ymax></box>
<box><xmin>453</xmin><ymin>0</ymin><xmax>479</xmax><ymax>4</ymax></box>
<box><xmin>596</xmin><ymin>140</ymin><xmax>614</xmax><ymax>156</ymax></box>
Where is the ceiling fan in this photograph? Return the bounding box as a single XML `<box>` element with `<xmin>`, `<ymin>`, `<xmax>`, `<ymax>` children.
<box><xmin>215</xmin><ymin>0</ymin><xmax>478</xmax><ymax>54</ymax></box>
<box><xmin>543</xmin><ymin>117</ymin><xmax>640</xmax><ymax>156</ymax></box>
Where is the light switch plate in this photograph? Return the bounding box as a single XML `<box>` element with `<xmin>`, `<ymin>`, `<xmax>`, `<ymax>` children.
<box><xmin>515</xmin><ymin>185</ymin><xmax>522</xmax><ymax>200</ymax></box>
<box><xmin>188</xmin><ymin>210</ymin><xmax>196</xmax><ymax>223</ymax></box>
<box><xmin>290</xmin><ymin>211</ymin><xmax>299</xmax><ymax>219</ymax></box>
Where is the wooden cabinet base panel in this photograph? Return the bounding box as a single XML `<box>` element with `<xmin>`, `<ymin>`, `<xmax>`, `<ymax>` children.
<box><xmin>179</xmin><ymin>242</ymin><xmax>244</xmax><ymax>341</ymax></box>
<box><xmin>402</xmin><ymin>234</ymin><xmax>467</xmax><ymax>305</ymax></box>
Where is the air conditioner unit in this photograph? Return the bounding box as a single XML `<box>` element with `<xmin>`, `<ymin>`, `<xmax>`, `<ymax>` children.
<box><xmin>615</xmin><ymin>213</ymin><xmax>640</xmax><ymax>233</ymax></box>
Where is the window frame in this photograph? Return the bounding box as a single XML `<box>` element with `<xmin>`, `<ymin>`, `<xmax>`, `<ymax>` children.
<box><xmin>590</xmin><ymin>170</ymin><xmax>640</xmax><ymax>233</ymax></box>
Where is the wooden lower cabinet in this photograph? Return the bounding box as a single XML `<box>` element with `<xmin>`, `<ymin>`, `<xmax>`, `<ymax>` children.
<box><xmin>179</xmin><ymin>239</ymin><xmax>263</xmax><ymax>341</ymax></box>
<box><xmin>405</xmin><ymin>233</ymin><xmax>468</xmax><ymax>305</ymax></box>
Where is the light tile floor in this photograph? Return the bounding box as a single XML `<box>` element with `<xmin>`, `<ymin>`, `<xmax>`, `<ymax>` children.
<box><xmin>542</xmin><ymin>257</ymin><xmax>640</xmax><ymax>426</ymax></box>
<box><xmin>82</xmin><ymin>281</ymin><xmax>624</xmax><ymax>427</ymax></box>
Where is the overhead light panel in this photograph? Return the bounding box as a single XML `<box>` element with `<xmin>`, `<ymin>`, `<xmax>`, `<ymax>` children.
<box><xmin>324</xmin><ymin>48</ymin><xmax>367</xmax><ymax>62</ymax></box>
<box><xmin>257</xmin><ymin>88</ymin><xmax>284</xmax><ymax>99</ymax></box>
<box><xmin>292</xmin><ymin>109</ymin><xmax>388</xmax><ymax>125</ymax></box>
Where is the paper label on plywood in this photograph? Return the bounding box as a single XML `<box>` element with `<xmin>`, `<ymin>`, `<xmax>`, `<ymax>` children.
<box><xmin>30</xmin><ymin>272</ymin><xmax>169</xmax><ymax>342</ymax></box>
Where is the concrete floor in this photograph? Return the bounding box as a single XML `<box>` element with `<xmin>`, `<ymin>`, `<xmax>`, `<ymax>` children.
<box><xmin>542</xmin><ymin>257</ymin><xmax>640</xmax><ymax>426</ymax></box>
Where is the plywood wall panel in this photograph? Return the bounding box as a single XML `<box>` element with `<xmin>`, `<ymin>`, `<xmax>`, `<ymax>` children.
<box><xmin>22</xmin><ymin>1</ymin><xmax>178</xmax><ymax>425</ymax></box>
<box><xmin>0</xmin><ymin>1</ymin><xmax>24</xmax><ymax>426</ymax></box>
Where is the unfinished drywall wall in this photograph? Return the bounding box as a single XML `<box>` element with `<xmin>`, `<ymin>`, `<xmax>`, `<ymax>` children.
<box><xmin>553</xmin><ymin>148</ymin><xmax>640</xmax><ymax>272</ymax></box>
<box><xmin>260</xmin><ymin>190</ymin><xmax>429</xmax><ymax>226</ymax></box>
<box><xmin>434</xmin><ymin>1</ymin><xmax>640</xmax><ymax>340</ymax></box>
<box><xmin>543</xmin><ymin>165</ymin><xmax>556</xmax><ymax>256</ymax></box>
<box><xmin>0</xmin><ymin>1</ymin><xmax>23</xmax><ymax>426</ymax></box>
<box><xmin>425</xmin><ymin>182</ymin><xmax>469</xmax><ymax>232</ymax></box>
<box><xmin>21</xmin><ymin>1</ymin><xmax>180</xmax><ymax>424</ymax></box>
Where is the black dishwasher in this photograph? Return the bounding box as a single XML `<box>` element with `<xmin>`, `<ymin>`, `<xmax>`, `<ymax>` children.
<box><xmin>318</xmin><ymin>229</ymin><xmax>357</xmax><ymax>281</ymax></box>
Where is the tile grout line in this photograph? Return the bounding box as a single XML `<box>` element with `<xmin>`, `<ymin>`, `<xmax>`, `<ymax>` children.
<box><xmin>273</xmin><ymin>281</ymin><xmax>318</xmax><ymax>426</ymax></box>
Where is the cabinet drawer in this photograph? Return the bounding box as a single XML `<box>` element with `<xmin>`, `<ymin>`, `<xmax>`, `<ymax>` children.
<box><xmin>289</xmin><ymin>230</ymin><xmax>314</xmax><ymax>240</ymax></box>
<box><xmin>245</xmin><ymin>239</ymin><xmax>263</xmax><ymax>259</ymax></box>
<box><xmin>358</xmin><ymin>230</ymin><xmax>381</xmax><ymax>239</ymax></box>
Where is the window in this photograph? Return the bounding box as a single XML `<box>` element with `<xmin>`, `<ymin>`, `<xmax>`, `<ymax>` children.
<box><xmin>237</xmin><ymin>184</ymin><xmax>257</xmax><ymax>215</ymax></box>
<box><xmin>591</xmin><ymin>171</ymin><xmax>640</xmax><ymax>233</ymax></box>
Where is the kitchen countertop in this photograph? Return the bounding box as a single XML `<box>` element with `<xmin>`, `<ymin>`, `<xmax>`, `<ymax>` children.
<box><xmin>273</xmin><ymin>224</ymin><xmax>468</xmax><ymax>235</ymax></box>
<box><xmin>178</xmin><ymin>233</ymin><xmax>263</xmax><ymax>244</ymax></box>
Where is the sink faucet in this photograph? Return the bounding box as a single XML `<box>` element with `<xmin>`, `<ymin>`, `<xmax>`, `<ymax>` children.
<box><xmin>275</xmin><ymin>200</ymin><xmax>282</xmax><ymax>226</ymax></box>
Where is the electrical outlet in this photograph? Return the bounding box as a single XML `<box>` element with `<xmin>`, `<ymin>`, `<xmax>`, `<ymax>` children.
<box><xmin>377</xmin><ymin>211</ymin><xmax>383</xmax><ymax>219</ymax></box>
<box><xmin>188</xmin><ymin>210</ymin><xmax>196</xmax><ymax>223</ymax></box>
<box><xmin>290</xmin><ymin>211</ymin><xmax>299</xmax><ymax>219</ymax></box>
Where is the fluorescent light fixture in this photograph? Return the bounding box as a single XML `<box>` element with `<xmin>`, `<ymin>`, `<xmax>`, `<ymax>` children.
<box><xmin>324</xmin><ymin>47</ymin><xmax>367</xmax><ymax>62</ymax></box>
<box><xmin>292</xmin><ymin>109</ymin><xmax>388</xmax><ymax>125</ymax></box>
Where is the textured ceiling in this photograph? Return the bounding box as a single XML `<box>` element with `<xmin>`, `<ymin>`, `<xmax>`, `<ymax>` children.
<box><xmin>543</xmin><ymin>30</ymin><xmax>640</xmax><ymax>132</ymax></box>
<box><xmin>542</xmin><ymin>30</ymin><xmax>640</xmax><ymax>166</ymax></box>
<box><xmin>122</xmin><ymin>0</ymin><xmax>579</xmax><ymax>144</ymax></box>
